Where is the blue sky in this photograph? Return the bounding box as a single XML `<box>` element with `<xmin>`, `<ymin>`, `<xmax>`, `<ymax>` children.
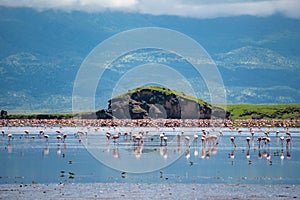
<box><xmin>0</xmin><ymin>0</ymin><xmax>299</xmax><ymax>19</ymax></box>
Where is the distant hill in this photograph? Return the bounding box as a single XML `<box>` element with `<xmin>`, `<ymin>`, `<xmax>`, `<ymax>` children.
<box><xmin>95</xmin><ymin>86</ymin><xmax>229</xmax><ymax>119</ymax></box>
<box><xmin>0</xmin><ymin>7</ymin><xmax>300</xmax><ymax>113</ymax></box>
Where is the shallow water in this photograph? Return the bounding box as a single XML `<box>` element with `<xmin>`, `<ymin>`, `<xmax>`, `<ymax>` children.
<box><xmin>0</xmin><ymin>126</ymin><xmax>299</xmax><ymax>185</ymax></box>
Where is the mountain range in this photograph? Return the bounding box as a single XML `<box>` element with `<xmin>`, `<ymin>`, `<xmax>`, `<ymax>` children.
<box><xmin>0</xmin><ymin>6</ymin><xmax>300</xmax><ymax>113</ymax></box>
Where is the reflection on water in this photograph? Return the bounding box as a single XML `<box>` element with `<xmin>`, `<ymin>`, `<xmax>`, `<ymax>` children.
<box><xmin>0</xmin><ymin>126</ymin><xmax>299</xmax><ymax>184</ymax></box>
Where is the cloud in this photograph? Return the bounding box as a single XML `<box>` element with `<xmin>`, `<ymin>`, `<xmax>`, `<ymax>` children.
<box><xmin>0</xmin><ymin>0</ymin><xmax>299</xmax><ymax>19</ymax></box>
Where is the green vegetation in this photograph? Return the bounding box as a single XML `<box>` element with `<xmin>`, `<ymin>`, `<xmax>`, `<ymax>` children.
<box><xmin>2</xmin><ymin>86</ymin><xmax>300</xmax><ymax>120</ymax></box>
<box><xmin>227</xmin><ymin>104</ymin><xmax>300</xmax><ymax>120</ymax></box>
<box><xmin>113</xmin><ymin>85</ymin><xmax>210</xmax><ymax>107</ymax></box>
<box><xmin>7</xmin><ymin>113</ymin><xmax>74</xmax><ymax>119</ymax></box>
<box><xmin>3</xmin><ymin>104</ymin><xmax>300</xmax><ymax>120</ymax></box>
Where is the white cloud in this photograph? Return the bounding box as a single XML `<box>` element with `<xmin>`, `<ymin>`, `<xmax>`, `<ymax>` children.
<box><xmin>0</xmin><ymin>0</ymin><xmax>299</xmax><ymax>19</ymax></box>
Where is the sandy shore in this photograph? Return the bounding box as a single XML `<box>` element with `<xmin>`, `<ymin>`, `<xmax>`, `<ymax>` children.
<box><xmin>1</xmin><ymin>183</ymin><xmax>299</xmax><ymax>199</ymax></box>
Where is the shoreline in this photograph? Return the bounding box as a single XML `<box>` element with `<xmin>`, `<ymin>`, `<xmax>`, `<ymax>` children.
<box><xmin>1</xmin><ymin>182</ymin><xmax>299</xmax><ymax>199</ymax></box>
<box><xmin>1</xmin><ymin>118</ymin><xmax>300</xmax><ymax>128</ymax></box>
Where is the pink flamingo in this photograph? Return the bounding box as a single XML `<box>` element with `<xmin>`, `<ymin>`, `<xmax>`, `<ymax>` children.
<box><xmin>112</xmin><ymin>132</ymin><xmax>121</xmax><ymax>143</ymax></box>
<box><xmin>286</xmin><ymin>137</ymin><xmax>291</xmax><ymax>149</ymax></box>
<box><xmin>163</xmin><ymin>136</ymin><xmax>168</xmax><ymax>146</ymax></box>
<box><xmin>106</xmin><ymin>132</ymin><xmax>111</xmax><ymax>140</ymax></box>
<box><xmin>257</xmin><ymin>137</ymin><xmax>262</xmax><ymax>149</ymax></box>
<box><xmin>194</xmin><ymin>134</ymin><xmax>199</xmax><ymax>144</ymax></box>
<box><xmin>280</xmin><ymin>136</ymin><xmax>285</xmax><ymax>148</ymax></box>
<box><xmin>44</xmin><ymin>134</ymin><xmax>49</xmax><ymax>142</ymax></box>
<box><xmin>246</xmin><ymin>137</ymin><xmax>251</xmax><ymax>149</ymax></box>
<box><xmin>159</xmin><ymin>133</ymin><xmax>165</xmax><ymax>146</ymax></box>
<box><xmin>230</xmin><ymin>137</ymin><xmax>236</xmax><ymax>148</ymax></box>
<box><xmin>63</xmin><ymin>134</ymin><xmax>67</xmax><ymax>142</ymax></box>
<box><xmin>56</xmin><ymin>135</ymin><xmax>62</xmax><ymax>143</ymax></box>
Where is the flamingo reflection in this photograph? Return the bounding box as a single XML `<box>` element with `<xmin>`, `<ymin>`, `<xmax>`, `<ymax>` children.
<box><xmin>160</xmin><ymin>146</ymin><xmax>168</xmax><ymax>159</ymax></box>
<box><xmin>112</xmin><ymin>146</ymin><xmax>120</xmax><ymax>159</ymax></box>
<box><xmin>132</xmin><ymin>143</ymin><xmax>143</xmax><ymax>159</ymax></box>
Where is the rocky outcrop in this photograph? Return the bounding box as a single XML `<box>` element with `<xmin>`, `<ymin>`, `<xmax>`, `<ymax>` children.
<box><xmin>96</xmin><ymin>87</ymin><xmax>230</xmax><ymax>119</ymax></box>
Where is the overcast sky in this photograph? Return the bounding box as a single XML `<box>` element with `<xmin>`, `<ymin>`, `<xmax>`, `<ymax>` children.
<box><xmin>0</xmin><ymin>0</ymin><xmax>299</xmax><ymax>19</ymax></box>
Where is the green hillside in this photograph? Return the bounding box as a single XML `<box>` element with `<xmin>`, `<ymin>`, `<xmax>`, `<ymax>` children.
<box><xmin>227</xmin><ymin>104</ymin><xmax>300</xmax><ymax>120</ymax></box>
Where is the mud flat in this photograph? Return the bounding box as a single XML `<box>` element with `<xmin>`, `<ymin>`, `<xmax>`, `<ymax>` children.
<box><xmin>1</xmin><ymin>183</ymin><xmax>299</xmax><ymax>199</ymax></box>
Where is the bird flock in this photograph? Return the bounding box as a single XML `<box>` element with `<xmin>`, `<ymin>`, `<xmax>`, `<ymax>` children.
<box><xmin>1</xmin><ymin>126</ymin><xmax>295</xmax><ymax>165</ymax></box>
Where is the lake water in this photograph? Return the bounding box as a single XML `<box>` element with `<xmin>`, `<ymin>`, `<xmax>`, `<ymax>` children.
<box><xmin>1</xmin><ymin>126</ymin><xmax>299</xmax><ymax>185</ymax></box>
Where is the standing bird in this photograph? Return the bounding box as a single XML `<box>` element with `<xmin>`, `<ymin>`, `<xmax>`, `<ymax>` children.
<box><xmin>56</xmin><ymin>135</ymin><xmax>62</xmax><ymax>143</ymax></box>
<box><xmin>1</xmin><ymin>130</ymin><xmax>4</xmax><ymax>136</ymax></box>
<box><xmin>106</xmin><ymin>132</ymin><xmax>111</xmax><ymax>140</ymax></box>
<box><xmin>160</xmin><ymin>133</ymin><xmax>165</xmax><ymax>146</ymax></box>
<box><xmin>8</xmin><ymin>133</ymin><xmax>13</xmax><ymax>142</ymax></box>
<box><xmin>230</xmin><ymin>137</ymin><xmax>236</xmax><ymax>148</ymax></box>
<box><xmin>194</xmin><ymin>134</ymin><xmax>199</xmax><ymax>141</ymax></box>
<box><xmin>185</xmin><ymin>136</ymin><xmax>190</xmax><ymax>147</ymax></box>
<box><xmin>264</xmin><ymin>131</ymin><xmax>269</xmax><ymax>137</ymax></box>
<box><xmin>286</xmin><ymin>131</ymin><xmax>291</xmax><ymax>138</ymax></box>
<box><xmin>246</xmin><ymin>137</ymin><xmax>251</xmax><ymax>149</ymax></box>
<box><xmin>286</xmin><ymin>137</ymin><xmax>292</xmax><ymax>149</ymax></box>
<box><xmin>201</xmin><ymin>136</ymin><xmax>206</xmax><ymax>147</ymax></box>
<box><xmin>257</xmin><ymin>137</ymin><xmax>262</xmax><ymax>149</ymax></box>
<box><xmin>163</xmin><ymin>136</ymin><xmax>168</xmax><ymax>146</ymax></box>
<box><xmin>24</xmin><ymin>130</ymin><xmax>29</xmax><ymax>138</ymax></box>
<box><xmin>279</xmin><ymin>136</ymin><xmax>285</xmax><ymax>148</ymax></box>
<box><xmin>112</xmin><ymin>132</ymin><xmax>121</xmax><ymax>144</ymax></box>
<box><xmin>63</xmin><ymin>134</ymin><xmax>67</xmax><ymax>143</ymax></box>
<box><xmin>44</xmin><ymin>134</ymin><xmax>49</xmax><ymax>142</ymax></box>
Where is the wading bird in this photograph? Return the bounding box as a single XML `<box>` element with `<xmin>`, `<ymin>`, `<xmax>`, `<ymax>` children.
<box><xmin>230</xmin><ymin>137</ymin><xmax>236</xmax><ymax>148</ymax></box>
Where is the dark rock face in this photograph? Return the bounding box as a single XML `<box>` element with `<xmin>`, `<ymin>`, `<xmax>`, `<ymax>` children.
<box><xmin>96</xmin><ymin>88</ymin><xmax>230</xmax><ymax>119</ymax></box>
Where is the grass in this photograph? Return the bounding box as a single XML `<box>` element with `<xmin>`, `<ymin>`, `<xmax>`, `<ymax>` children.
<box><xmin>226</xmin><ymin>104</ymin><xmax>300</xmax><ymax>120</ymax></box>
<box><xmin>113</xmin><ymin>85</ymin><xmax>210</xmax><ymax>107</ymax></box>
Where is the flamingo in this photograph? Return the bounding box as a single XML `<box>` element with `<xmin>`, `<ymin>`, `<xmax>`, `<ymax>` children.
<box><xmin>201</xmin><ymin>136</ymin><xmax>206</xmax><ymax>146</ymax></box>
<box><xmin>286</xmin><ymin>137</ymin><xmax>291</xmax><ymax>149</ymax></box>
<box><xmin>56</xmin><ymin>135</ymin><xmax>62</xmax><ymax>143</ymax></box>
<box><xmin>230</xmin><ymin>137</ymin><xmax>236</xmax><ymax>148</ymax></box>
<box><xmin>246</xmin><ymin>137</ymin><xmax>251</xmax><ymax>149</ymax></box>
<box><xmin>44</xmin><ymin>134</ymin><xmax>49</xmax><ymax>142</ymax></box>
<box><xmin>163</xmin><ymin>136</ymin><xmax>168</xmax><ymax>146</ymax></box>
<box><xmin>250</xmin><ymin>131</ymin><xmax>254</xmax><ymax>138</ymax></box>
<box><xmin>264</xmin><ymin>131</ymin><xmax>269</xmax><ymax>137</ymax></box>
<box><xmin>1</xmin><ymin>130</ymin><xmax>4</xmax><ymax>136</ymax></box>
<box><xmin>134</xmin><ymin>135</ymin><xmax>143</xmax><ymax>145</ymax></box>
<box><xmin>185</xmin><ymin>136</ymin><xmax>190</xmax><ymax>147</ymax></box>
<box><xmin>286</xmin><ymin>131</ymin><xmax>291</xmax><ymax>138</ymax></box>
<box><xmin>279</xmin><ymin>136</ymin><xmax>285</xmax><ymax>147</ymax></box>
<box><xmin>106</xmin><ymin>132</ymin><xmax>111</xmax><ymax>140</ymax></box>
<box><xmin>194</xmin><ymin>134</ymin><xmax>199</xmax><ymax>143</ymax></box>
<box><xmin>257</xmin><ymin>137</ymin><xmax>262</xmax><ymax>149</ymax></box>
<box><xmin>160</xmin><ymin>133</ymin><xmax>165</xmax><ymax>146</ymax></box>
<box><xmin>63</xmin><ymin>134</ymin><xmax>67</xmax><ymax>142</ymax></box>
<box><xmin>24</xmin><ymin>130</ymin><xmax>29</xmax><ymax>137</ymax></box>
<box><xmin>8</xmin><ymin>133</ymin><xmax>13</xmax><ymax>141</ymax></box>
<box><xmin>112</xmin><ymin>132</ymin><xmax>121</xmax><ymax>143</ymax></box>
